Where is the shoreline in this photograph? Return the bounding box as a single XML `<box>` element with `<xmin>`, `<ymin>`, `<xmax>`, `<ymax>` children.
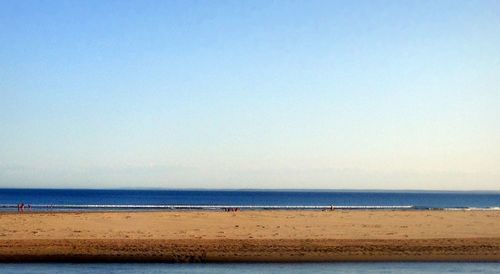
<box><xmin>3</xmin><ymin>204</ymin><xmax>499</xmax><ymax>212</ymax></box>
<box><xmin>0</xmin><ymin>210</ymin><xmax>499</xmax><ymax>262</ymax></box>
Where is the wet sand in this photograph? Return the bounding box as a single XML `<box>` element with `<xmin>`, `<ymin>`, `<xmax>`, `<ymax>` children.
<box><xmin>0</xmin><ymin>210</ymin><xmax>499</xmax><ymax>262</ymax></box>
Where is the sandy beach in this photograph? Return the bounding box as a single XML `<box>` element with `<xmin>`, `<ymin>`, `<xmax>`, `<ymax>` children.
<box><xmin>1</xmin><ymin>210</ymin><xmax>499</xmax><ymax>262</ymax></box>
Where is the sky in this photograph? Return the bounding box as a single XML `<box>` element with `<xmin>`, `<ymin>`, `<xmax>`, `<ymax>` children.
<box><xmin>1</xmin><ymin>0</ymin><xmax>499</xmax><ymax>190</ymax></box>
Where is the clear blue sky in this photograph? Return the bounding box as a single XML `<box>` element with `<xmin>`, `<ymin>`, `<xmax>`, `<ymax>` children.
<box><xmin>1</xmin><ymin>0</ymin><xmax>499</xmax><ymax>190</ymax></box>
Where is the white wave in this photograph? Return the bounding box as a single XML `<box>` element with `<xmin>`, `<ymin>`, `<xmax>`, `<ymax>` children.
<box><xmin>2</xmin><ymin>204</ymin><xmax>416</xmax><ymax>209</ymax></box>
<box><xmin>1</xmin><ymin>204</ymin><xmax>498</xmax><ymax>211</ymax></box>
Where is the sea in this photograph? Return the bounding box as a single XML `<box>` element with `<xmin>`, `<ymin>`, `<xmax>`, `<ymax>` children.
<box><xmin>1</xmin><ymin>188</ymin><xmax>499</xmax><ymax>273</ymax></box>
<box><xmin>0</xmin><ymin>262</ymin><xmax>499</xmax><ymax>274</ymax></box>
<box><xmin>0</xmin><ymin>188</ymin><xmax>499</xmax><ymax>211</ymax></box>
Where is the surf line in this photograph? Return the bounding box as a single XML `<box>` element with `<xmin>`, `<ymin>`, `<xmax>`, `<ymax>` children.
<box><xmin>1</xmin><ymin>204</ymin><xmax>418</xmax><ymax>210</ymax></box>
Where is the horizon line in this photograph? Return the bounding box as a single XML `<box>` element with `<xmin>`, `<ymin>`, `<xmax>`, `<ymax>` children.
<box><xmin>0</xmin><ymin>187</ymin><xmax>499</xmax><ymax>193</ymax></box>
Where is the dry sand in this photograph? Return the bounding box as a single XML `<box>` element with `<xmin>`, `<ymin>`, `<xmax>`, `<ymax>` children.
<box><xmin>0</xmin><ymin>210</ymin><xmax>499</xmax><ymax>262</ymax></box>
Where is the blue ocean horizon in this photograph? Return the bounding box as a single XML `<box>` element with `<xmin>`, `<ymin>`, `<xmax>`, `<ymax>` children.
<box><xmin>1</xmin><ymin>188</ymin><xmax>499</xmax><ymax>211</ymax></box>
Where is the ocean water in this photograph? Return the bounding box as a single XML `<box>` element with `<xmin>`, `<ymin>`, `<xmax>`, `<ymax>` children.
<box><xmin>0</xmin><ymin>263</ymin><xmax>499</xmax><ymax>274</ymax></box>
<box><xmin>0</xmin><ymin>188</ymin><xmax>499</xmax><ymax>211</ymax></box>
